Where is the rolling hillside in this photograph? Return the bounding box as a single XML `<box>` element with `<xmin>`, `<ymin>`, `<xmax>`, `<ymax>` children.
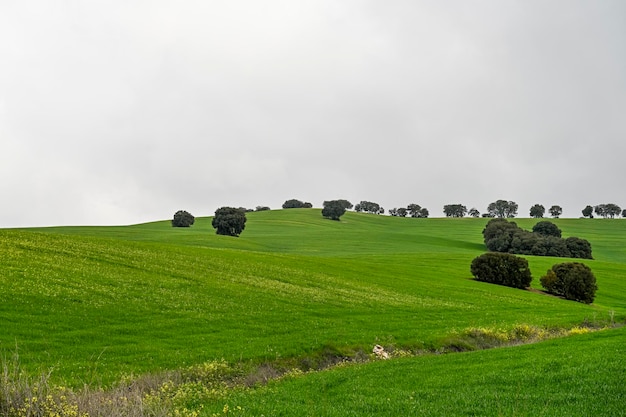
<box><xmin>1</xmin><ymin>210</ymin><xmax>625</xmax><ymax>415</ymax></box>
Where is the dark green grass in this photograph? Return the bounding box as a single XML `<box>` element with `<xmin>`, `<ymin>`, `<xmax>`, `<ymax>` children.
<box><xmin>1</xmin><ymin>210</ymin><xmax>625</xmax><ymax>390</ymax></box>
<box><xmin>213</xmin><ymin>327</ymin><xmax>626</xmax><ymax>417</ymax></box>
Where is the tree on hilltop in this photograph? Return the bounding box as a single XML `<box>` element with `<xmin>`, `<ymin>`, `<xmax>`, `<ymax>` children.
<box><xmin>355</xmin><ymin>201</ymin><xmax>384</xmax><ymax>214</ymax></box>
<box><xmin>595</xmin><ymin>203</ymin><xmax>621</xmax><ymax>219</ymax></box>
<box><xmin>172</xmin><ymin>210</ymin><xmax>195</xmax><ymax>227</ymax></box>
<box><xmin>406</xmin><ymin>204</ymin><xmax>429</xmax><ymax>218</ymax></box>
<box><xmin>487</xmin><ymin>200</ymin><xmax>518</xmax><ymax>218</ymax></box>
<box><xmin>529</xmin><ymin>204</ymin><xmax>545</xmax><ymax>218</ymax></box>
<box><xmin>443</xmin><ymin>204</ymin><xmax>467</xmax><ymax>218</ymax></box>
<box><xmin>407</xmin><ymin>204</ymin><xmax>421</xmax><ymax>217</ymax></box>
<box><xmin>582</xmin><ymin>205</ymin><xmax>594</xmax><ymax>218</ymax></box>
<box><xmin>549</xmin><ymin>205</ymin><xmax>563</xmax><ymax>218</ymax></box>
<box><xmin>334</xmin><ymin>199</ymin><xmax>353</xmax><ymax>210</ymax></box>
<box><xmin>322</xmin><ymin>200</ymin><xmax>348</xmax><ymax>221</ymax></box>
<box><xmin>282</xmin><ymin>199</ymin><xmax>312</xmax><ymax>209</ymax></box>
<box><xmin>212</xmin><ymin>207</ymin><xmax>247</xmax><ymax>237</ymax></box>
<box><xmin>416</xmin><ymin>207</ymin><xmax>429</xmax><ymax>218</ymax></box>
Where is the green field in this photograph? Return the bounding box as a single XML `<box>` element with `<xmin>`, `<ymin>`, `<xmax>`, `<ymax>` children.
<box><xmin>1</xmin><ymin>210</ymin><xmax>625</xmax><ymax>415</ymax></box>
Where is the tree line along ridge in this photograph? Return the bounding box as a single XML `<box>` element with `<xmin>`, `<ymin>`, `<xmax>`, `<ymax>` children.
<box><xmin>170</xmin><ymin>198</ymin><xmax>624</xmax><ymax>238</ymax></box>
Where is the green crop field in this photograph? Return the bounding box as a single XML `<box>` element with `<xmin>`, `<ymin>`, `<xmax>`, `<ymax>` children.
<box><xmin>1</xmin><ymin>209</ymin><xmax>625</xmax><ymax>416</ymax></box>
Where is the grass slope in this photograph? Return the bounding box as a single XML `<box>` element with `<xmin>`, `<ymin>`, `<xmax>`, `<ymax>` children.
<box><xmin>1</xmin><ymin>210</ymin><xmax>625</xmax><ymax>413</ymax></box>
<box><xmin>217</xmin><ymin>327</ymin><xmax>626</xmax><ymax>416</ymax></box>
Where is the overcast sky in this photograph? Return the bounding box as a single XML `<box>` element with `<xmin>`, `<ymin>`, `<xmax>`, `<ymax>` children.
<box><xmin>1</xmin><ymin>1</ymin><xmax>625</xmax><ymax>227</ymax></box>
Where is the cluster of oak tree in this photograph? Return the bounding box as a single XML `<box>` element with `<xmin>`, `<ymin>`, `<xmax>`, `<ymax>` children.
<box><xmin>482</xmin><ymin>218</ymin><xmax>593</xmax><ymax>259</ymax></box>
<box><xmin>470</xmin><ymin>252</ymin><xmax>597</xmax><ymax>304</ymax></box>
<box><xmin>472</xmin><ymin>218</ymin><xmax>596</xmax><ymax>303</ymax></box>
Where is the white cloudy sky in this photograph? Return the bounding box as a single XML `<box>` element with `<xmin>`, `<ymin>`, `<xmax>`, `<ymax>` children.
<box><xmin>1</xmin><ymin>1</ymin><xmax>625</xmax><ymax>227</ymax></box>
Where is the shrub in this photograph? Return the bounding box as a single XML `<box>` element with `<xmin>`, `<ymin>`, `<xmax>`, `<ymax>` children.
<box><xmin>565</xmin><ymin>237</ymin><xmax>593</xmax><ymax>259</ymax></box>
<box><xmin>539</xmin><ymin>269</ymin><xmax>561</xmax><ymax>294</ymax></box>
<box><xmin>470</xmin><ymin>252</ymin><xmax>532</xmax><ymax>289</ymax></box>
<box><xmin>172</xmin><ymin>210</ymin><xmax>195</xmax><ymax>227</ymax></box>
<box><xmin>540</xmin><ymin>262</ymin><xmax>597</xmax><ymax>304</ymax></box>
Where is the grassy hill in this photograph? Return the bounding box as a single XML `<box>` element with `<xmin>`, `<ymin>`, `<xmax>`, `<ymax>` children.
<box><xmin>1</xmin><ymin>210</ymin><xmax>625</xmax><ymax>415</ymax></box>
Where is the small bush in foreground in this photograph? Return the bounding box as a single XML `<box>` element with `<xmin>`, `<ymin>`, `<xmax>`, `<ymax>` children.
<box><xmin>470</xmin><ymin>252</ymin><xmax>532</xmax><ymax>289</ymax></box>
<box><xmin>540</xmin><ymin>262</ymin><xmax>597</xmax><ymax>304</ymax></box>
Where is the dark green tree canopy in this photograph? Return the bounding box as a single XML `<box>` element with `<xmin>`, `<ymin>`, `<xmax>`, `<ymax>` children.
<box><xmin>540</xmin><ymin>262</ymin><xmax>597</xmax><ymax>304</ymax></box>
<box><xmin>322</xmin><ymin>200</ymin><xmax>348</xmax><ymax>221</ymax></box>
<box><xmin>549</xmin><ymin>205</ymin><xmax>563</xmax><ymax>218</ymax></box>
<box><xmin>172</xmin><ymin>210</ymin><xmax>195</xmax><ymax>227</ymax></box>
<box><xmin>582</xmin><ymin>205</ymin><xmax>594</xmax><ymax>218</ymax></box>
<box><xmin>398</xmin><ymin>207</ymin><xmax>408</xmax><ymax>217</ymax></box>
<box><xmin>529</xmin><ymin>204</ymin><xmax>545</xmax><ymax>218</ymax></box>
<box><xmin>406</xmin><ymin>204</ymin><xmax>429</xmax><ymax>218</ymax></box>
<box><xmin>407</xmin><ymin>204</ymin><xmax>421</xmax><ymax>217</ymax></box>
<box><xmin>532</xmin><ymin>221</ymin><xmax>562</xmax><ymax>238</ymax></box>
<box><xmin>470</xmin><ymin>252</ymin><xmax>532</xmax><ymax>289</ymax></box>
<box><xmin>482</xmin><ymin>218</ymin><xmax>520</xmax><ymax>252</ymax></box>
<box><xmin>443</xmin><ymin>204</ymin><xmax>467</xmax><ymax>218</ymax></box>
<box><xmin>565</xmin><ymin>237</ymin><xmax>593</xmax><ymax>259</ymax></box>
<box><xmin>282</xmin><ymin>199</ymin><xmax>312</xmax><ymax>209</ymax></box>
<box><xmin>468</xmin><ymin>208</ymin><xmax>480</xmax><ymax>217</ymax></box>
<box><xmin>212</xmin><ymin>207</ymin><xmax>247</xmax><ymax>237</ymax></box>
<box><xmin>354</xmin><ymin>201</ymin><xmax>384</xmax><ymax>214</ymax></box>
<box><xmin>390</xmin><ymin>205</ymin><xmax>428</xmax><ymax>218</ymax></box>
<box><xmin>487</xmin><ymin>200</ymin><xmax>518</xmax><ymax>218</ymax></box>
<box><xmin>334</xmin><ymin>199</ymin><xmax>353</xmax><ymax>210</ymax></box>
<box><xmin>595</xmin><ymin>203</ymin><xmax>621</xmax><ymax>218</ymax></box>
<box><xmin>482</xmin><ymin>218</ymin><xmax>592</xmax><ymax>259</ymax></box>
